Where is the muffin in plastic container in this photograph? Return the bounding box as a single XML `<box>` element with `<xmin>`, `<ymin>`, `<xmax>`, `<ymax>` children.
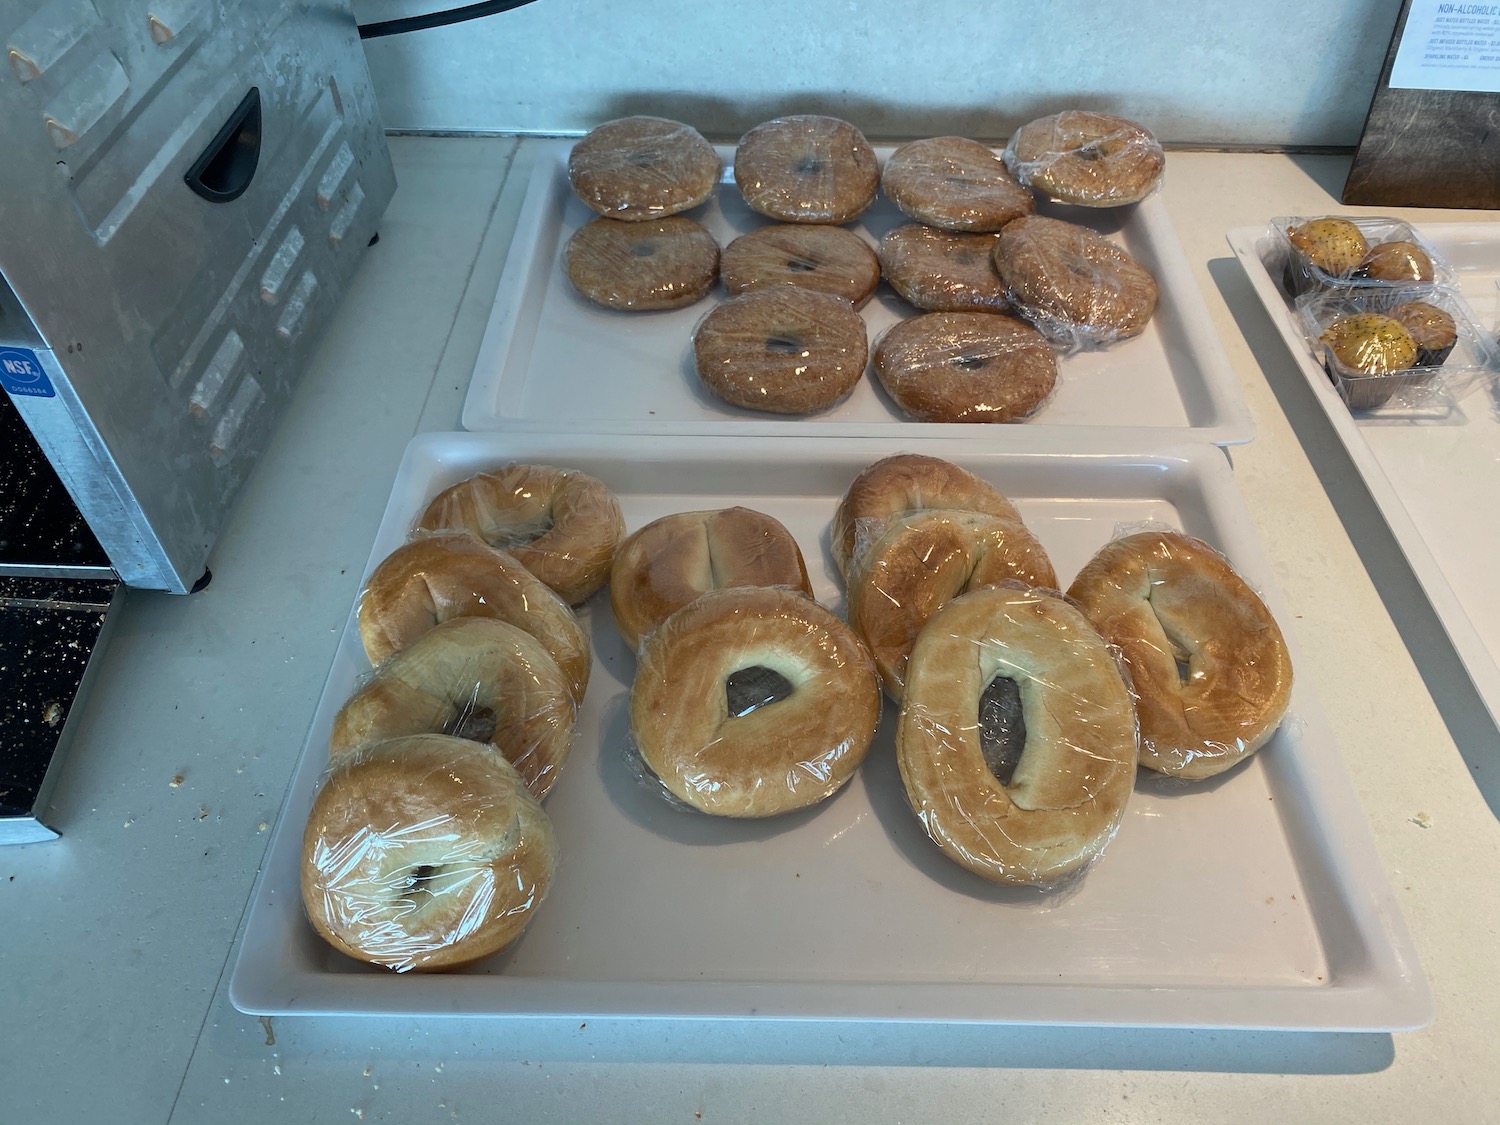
<box><xmin>1271</xmin><ymin>215</ymin><xmax>1455</xmax><ymax>298</ymax></box>
<box><xmin>1295</xmin><ymin>284</ymin><xmax>1498</xmax><ymax>412</ymax></box>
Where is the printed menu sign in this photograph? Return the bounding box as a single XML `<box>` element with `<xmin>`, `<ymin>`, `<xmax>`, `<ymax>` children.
<box><xmin>1389</xmin><ymin>0</ymin><xmax>1500</xmax><ymax>91</ymax></box>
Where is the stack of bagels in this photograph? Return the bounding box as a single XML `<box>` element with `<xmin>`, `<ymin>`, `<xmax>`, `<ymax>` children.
<box><xmin>562</xmin><ymin>110</ymin><xmax>1166</xmax><ymax>423</ymax></box>
<box><xmin>300</xmin><ymin>463</ymin><xmax>624</xmax><ymax>972</ymax></box>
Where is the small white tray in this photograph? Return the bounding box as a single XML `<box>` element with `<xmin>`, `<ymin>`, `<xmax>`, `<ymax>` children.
<box><xmin>229</xmin><ymin>432</ymin><xmax>1427</xmax><ymax>1030</ymax></box>
<box><xmin>461</xmin><ymin>141</ymin><xmax>1255</xmax><ymax>445</ymax></box>
<box><xmin>1227</xmin><ymin>222</ymin><xmax>1500</xmax><ymax>733</ymax></box>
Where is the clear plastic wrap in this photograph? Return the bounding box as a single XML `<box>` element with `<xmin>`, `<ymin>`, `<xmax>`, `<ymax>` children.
<box><xmin>356</xmin><ymin>531</ymin><xmax>590</xmax><ymax>706</ymax></box>
<box><xmin>720</xmin><ymin>223</ymin><xmax>880</xmax><ymax>307</ymax></box>
<box><xmin>732</xmin><ymin>115</ymin><xmax>880</xmax><ymax>225</ymax></box>
<box><xmin>627</xmin><ymin>585</ymin><xmax>881</xmax><ymax>817</ymax></box>
<box><xmin>878</xmin><ymin>224</ymin><xmax>1011</xmax><ymax>314</ymax></box>
<box><xmin>1294</xmin><ymin>284</ymin><xmax>1499</xmax><ymax>413</ymax></box>
<box><xmin>846</xmin><ymin>508</ymin><xmax>1058</xmax><ymax>701</ymax></box>
<box><xmin>414</xmin><ymin>463</ymin><xmax>625</xmax><ymax>606</ymax></box>
<box><xmin>1003</xmin><ymin>111</ymin><xmax>1164</xmax><ymax>208</ymax></box>
<box><xmin>328</xmin><ymin>616</ymin><xmax>579</xmax><ymax>800</ymax></box>
<box><xmin>691</xmin><ymin>286</ymin><xmax>869</xmax><ymax>414</ymax></box>
<box><xmin>1270</xmin><ymin>215</ymin><xmax>1454</xmax><ymax>298</ymax></box>
<box><xmin>895</xmin><ymin>583</ymin><xmax>1139</xmax><ymax>887</ymax></box>
<box><xmin>870</xmin><ymin>310</ymin><xmax>1058</xmax><ymax>423</ymax></box>
<box><xmin>992</xmin><ymin>214</ymin><xmax>1158</xmax><ymax>351</ymax></box>
<box><xmin>301</xmin><ymin>733</ymin><xmax>557</xmax><ymax>972</ymax></box>
<box><xmin>608</xmin><ymin>506</ymin><xmax>813</xmax><ymax>652</ymax></box>
<box><xmin>567</xmin><ymin>116</ymin><xmax>722</xmax><ymax>221</ymax></box>
<box><xmin>1065</xmin><ymin>526</ymin><xmax>1293</xmax><ymax>780</ymax></box>
<box><xmin>563</xmin><ymin>215</ymin><xmax>720</xmax><ymax>311</ymax></box>
<box><xmin>880</xmin><ymin>136</ymin><xmax>1035</xmax><ymax>231</ymax></box>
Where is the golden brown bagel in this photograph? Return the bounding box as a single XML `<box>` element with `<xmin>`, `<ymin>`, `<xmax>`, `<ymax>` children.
<box><xmin>610</xmin><ymin>507</ymin><xmax>813</xmax><ymax>652</ymax></box>
<box><xmin>993</xmin><ymin>214</ymin><xmax>1157</xmax><ymax>347</ymax></box>
<box><xmin>896</xmin><ymin>584</ymin><xmax>1138</xmax><ymax>885</ymax></box>
<box><xmin>1005</xmin><ymin>111</ymin><xmax>1163</xmax><ymax>207</ymax></box>
<box><xmin>847</xmin><ymin>509</ymin><xmax>1058</xmax><ymax>700</ymax></box>
<box><xmin>881</xmin><ymin>136</ymin><xmax>1034</xmax><ymax>231</ymax></box>
<box><xmin>829</xmin><ymin>453</ymin><xmax>1023</xmax><ymax>580</ymax></box>
<box><xmin>357</xmin><ymin>532</ymin><xmax>590</xmax><ymax>707</ymax></box>
<box><xmin>568</xmin><ymin>116</ymin><xmax>722</xmax><ymax>221</ymax></box>
<box><xmin>630</xmin><ymin>586</ymin><xmax>880</xmax><ymax>817</ymax></box>
<box><xmin>301</xmin><ymin>733</ymin><xmax>557</xmax><ymax>972</ymax></box>
<box><xmin>1066</xmin><ymin>529</ymin><xmax>1293</xmax><ymax>779</ymax></box>
<box><xmin>416</xmin><ymin>464</ymin><xmax>625</xmax><ymax>606</ymax></box>
<box><xmin>329</xmin><ymin>616</ymin><xmax>578</xmax><ymax>799</ymax></box>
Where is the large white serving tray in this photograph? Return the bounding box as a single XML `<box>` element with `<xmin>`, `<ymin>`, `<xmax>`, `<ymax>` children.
<box><xmin>230</xmin><ymin>432</ymin><xmax>1427</xmax><ymax>1030</ymax></box>
<box><xmin>461</xmin><ymin>141</ymin><xmax>1254</xmax><ymax>445</ymax></box>
<box><xmin>1227</xmin><ymin>223</ymin><xmax>1500</xmax><ymax>734</ymax></box>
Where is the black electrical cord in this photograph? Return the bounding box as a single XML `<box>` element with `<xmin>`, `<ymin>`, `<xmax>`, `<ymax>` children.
<box><xmin>357</xmin><ymin>0</ymin><xmax>540</xmax><ymax>39</ymax></box>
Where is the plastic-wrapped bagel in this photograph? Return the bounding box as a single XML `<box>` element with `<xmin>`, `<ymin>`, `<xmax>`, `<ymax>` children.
<box><xmin>568</xmin><ymin>116</ymin><xmax>722</xmax><ymax>221</ymax></box>
<box><xmin>1005</xmin><ymin>110</ymin><xmax>1164</xmax><ymax>207</ymax></box>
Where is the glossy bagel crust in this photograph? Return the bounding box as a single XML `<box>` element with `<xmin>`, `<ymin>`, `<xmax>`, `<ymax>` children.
<box><xmin>357</xmin><ymin>532</ymin><xmax>590</xmax><ymax>707</ymax></box>
<box><xmin>415</xmin><ymin>464</ymin><xmax>625</xmax><ymax>605</ymax></box>
<box><xmin>629</xmin><ymin>586</ymin><xmax>880</xmax><ymax>817</ymax></box>
<box><xmin>848</xmin><ymin>509</ymin><xmax>1058</xmax><ymax>700</ymax></box>
<box><xmin>896</xmin><ymin>585</ymin><xmax>1138</xmax><ymax>885</ymax></box>
<box><xmin>301</xmin><ymin>733</ymin><xmax>557</xmax><ymax>972</ymax></box>
<box><xmin>610</xmin><ymin>506</ymin><xmax>813</xmax><ymax>652</ymax></box>
<box><xmin>1066</xmin><ymin>529</ymin><xmax>1293</xmax><ymax>779</ymax></box>
<box><xmin>329</xmin><ymin>616</ymin><xmax>578</xmax><ymax>799</ymax></box>
<box><xmin>829</xmin><ymin>453</ymin><xmax>1023</xmax><ymax>580</ymax></box>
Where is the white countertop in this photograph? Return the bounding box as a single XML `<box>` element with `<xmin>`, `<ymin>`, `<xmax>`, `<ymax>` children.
<box><xmin>4</xmin><ymin>136</ymin><xmax>1498</xmax><ymax>1124</ymax></box>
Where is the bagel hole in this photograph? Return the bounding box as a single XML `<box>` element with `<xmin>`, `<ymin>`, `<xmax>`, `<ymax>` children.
<box><xmin>978</xmin><ymin>675</ymin><xmax>1027</xmax><ymax>786</ymax></box>
<box><xmin>951</xmin><ymin>353</ymin><xmax>989</xmax><ymax>372</ymax></box>
<box><xmin>403</xmin><ymin>863</ymin><xmax>440</xmax><ymax>899</ymax></box>
<box><xmin>485</xmin><ymin>513</ymin><xmax>553</xmax><ymax>550</ymax></box>
<box><xmin>443</xmin><ymin>703</ymin><xmax>498</xmax><ymax>744</ymax></box>
<box><xmin>793</xmin><ymin>156</ymin><xmax>824</xmax><ymax>177</ymax></box>
<box><xmin>786</xmin><ymin>256</ymin><xmax>819</xmax><ymax>273</ymax></box>
<box><xmin>1076</xmin><ymin>143</ymin><xmax>1105</xmax><ymax>161</ymax></box>
<box><xmin>1174</xmin><ymin>656</ymin><xmax>1193</xmax><ymax>684</ymax></box>
<box><xmin>765</xmin><ymin>335</ymin><xmax>805</xmax><ymax>356</ymax></box>
<box><xmin>629</xmin><ymin>240</ymin><xmax>661</xmax><ymax>259</ymax></box>
<box><xmin>725</xmin><ymin>664</ymin><xmax>794</xmax><ymax>718</ymax></box>
<box><xmin>627</xmin><ymin>153</ymin><xmax>656</xmax><ymax>168</ymax></box>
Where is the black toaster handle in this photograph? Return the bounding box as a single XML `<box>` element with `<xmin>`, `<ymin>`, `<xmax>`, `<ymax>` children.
<box><xmin>184</xmin><ymin>87</ymin><xmax>261</xmax><ymax>203</ymax></box>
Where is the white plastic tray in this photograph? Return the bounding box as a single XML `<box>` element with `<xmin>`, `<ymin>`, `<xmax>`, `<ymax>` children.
<box><xmin>461</xmin><ymin>141</ymin><xmax>1254</xmax><ymax>445</ymax></box>
<box><xmin>1227</xmin><ymin>223</ymin><xmax>1500</xmax><ymax>733</ymax></box>
<box><xmin>230</xmin><ymin>432</ymin><xmax>1427</xmax><ymax>1030</ymax></box>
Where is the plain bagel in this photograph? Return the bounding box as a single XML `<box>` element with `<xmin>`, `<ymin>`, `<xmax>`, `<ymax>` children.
<box><xmin>1066</xmin><ymin>529</ymin><xmax>1293</xmax><ymax>779</ymax></box>
<box><xmin>329</xmin><ymin>616</ymin><xmax>578</xmax><ymax>800</ymax></box>
<box><xmin>847</xmin><ymin>508</ymin><xmax>1058</xmax><ymax>700</ymax></box>
<box><xmin>415</xmin><ymin>464</ymin><xmax>625</xmax><ymax>605</ymax></box>
<box><xmin>629</xmin><ymin>585</ymin><xmax>881</xmax><ymax>817</ymax></box>
<box><xmin>896</xmin><ymin>584</ymin><xmax>1138</xmax><ymax>885</ymax></box>
<box><xmin>301</xmin><ymin>733</ymin><xmax>557</xmax><ymax>972</ymax></box>
<box><xmin>610</xmin><ymin>506</ymin><xmax>813</xmax><ymax>652</ymax></box>
<box><xmin>829</xmin><ymin>453</ymin><xmax>1023</xmax><ymax>580</ymax></box>
<box><xmin>356</xmin><ymin>531</ymin><xmax>590</xmax><ymax>707</ymax></box>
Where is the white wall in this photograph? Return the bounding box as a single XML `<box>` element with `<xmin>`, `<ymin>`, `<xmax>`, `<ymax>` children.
<box><xmin>354</xmin><ymin>0</ymin><xmax>1398</xmax><ymax>147</ymax></box>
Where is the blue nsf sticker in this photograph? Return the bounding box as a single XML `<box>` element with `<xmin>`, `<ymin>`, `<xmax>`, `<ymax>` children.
<box><xmin>0</xmin><ymin>347</ymin><xmax>55</xmax><ymax>398</ymax></box>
